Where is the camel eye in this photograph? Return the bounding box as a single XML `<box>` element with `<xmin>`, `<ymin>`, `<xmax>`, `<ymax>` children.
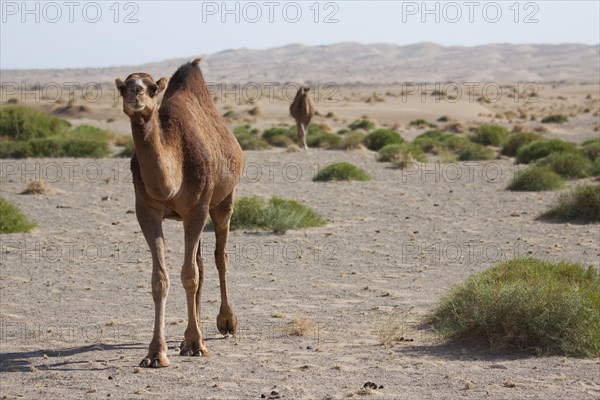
<box><xmin>149</xmin><ymin>85</ymin><xmax>159</xmax><ymax>97</ymax></box>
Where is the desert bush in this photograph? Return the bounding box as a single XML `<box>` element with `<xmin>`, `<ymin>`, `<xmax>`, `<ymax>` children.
<box><xmin>538</xmin><ymin>184</ymin><xmax>600</xmax><ymax>223</ymax></box>
<box><xmin>313</xmin><ymin>162</ymin><xmax>371</xmax><ymax>182</ymax></box>
<box><xmin>68</xmin><ymin>124</ymin><xmax>113</xmax><ymax>142</ymax></box>
<box><xmin>457</xmin><ymin>142</ymin><xmax>495</xmax><ymax>161</ymax></box>
<box><xmin>507</xmin><ymin>165</ymin><xmax>564</xmax><ymax>191</ymax></box>
<box><xmin>377</xmin><ymin>143</ymin><xmax>426</xmax><ymax>163</ymax></box>
<box><xmin>429</xmin><ymin>258</ymin><xmax>600</xmax><ymax>356</ymax></box>
<box><xmin>340</xmin><ymin>131</ymin><xmax>365</xmax><ymax>150</ymax></box>
<box><xmin>364</xmin><ymin>129</ymin><xmax>404</xmax><ymax>151</ymax></box>
<box><xmin>541</xmin><ymin>114</ymin><xmax>568</xmax><ymax>124</ymax></box>
<box><xmin>307</xmin><ymin>130</ymin><xmax>343</xmax><ymax>149</ymax></box>
<box><xmin>535</xmin><ymin>152</ymin><xmax>591</xmax><ymax>179</ymax></box>
<box><xmin>409</xmin><ymin>119</ymin><xmax>437</xmax><ymax>129</ymax></box>
<box><xmin>581</xmin><ymin>138</ymin><xmax>600</xmax><ymax>161</ymax></box>
<box><xmin>229</xmin><ymin>196</ymin><xmax>325</xmax><ymax>233</ymax></box>
<box><xmin>0</xmin><ymin>105</ymin><xmax>70</xmax><ymax>141</ymax></box>
<box><xmin>348</xmin><ymin>119</ymin><xmax>375</xmax><ymax>131</ymax></box>
<box><xmin>233</xmin><ymin>125</ymin><xmax>270</xmax><ymax>150</ymax></box>
<box><xmin>470</xmin><ymin>124</ymin><xmax>509</xmax><ymax>146</ymax></box>
<box><xmin>501</xmin><ymin>132</ymin><xmax>541</xmax><ymax>156</ymax></box>
<box><xmin>21</xmin><ymin>180</ymin><xmax>50</xmax><ymax>195</ymax></box>
<box><xmin>516</xmin><ymin>139</ymin><xmax>577</xmax><ymax>164</ymax></box>
<box><xmin>262</xmin><ymin>127</ymin><xmax>296</xmax><ymax>147</ymax></box>
<box><xmin>0</xmin><ymin>196</ymin><xmax>36</xmax><ymax>233</ymax></box>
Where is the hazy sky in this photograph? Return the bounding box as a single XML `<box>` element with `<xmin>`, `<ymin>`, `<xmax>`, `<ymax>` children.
<box><xmin>1</xmin><ymin>1</ymin><xmax>599</xmax><ymax>69</ymax></box>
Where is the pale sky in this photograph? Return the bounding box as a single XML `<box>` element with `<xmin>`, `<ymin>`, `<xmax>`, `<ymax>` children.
<box><xmin>1</xmin><ymin>0</ymin><xmax>599</xmax><ymax>69</ymax></box>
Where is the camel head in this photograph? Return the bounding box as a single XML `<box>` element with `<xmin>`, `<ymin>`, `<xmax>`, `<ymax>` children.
<box><xmin>115</xmin><ymin>73</ymin><xmax>167</xmax><ymax>121</ymax></box>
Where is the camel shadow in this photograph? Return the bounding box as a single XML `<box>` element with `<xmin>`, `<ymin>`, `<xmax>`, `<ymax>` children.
<box><xmin>0</xmin><ymin>343</ymin><xmax>145</xmax><ymax>372</ymax></box>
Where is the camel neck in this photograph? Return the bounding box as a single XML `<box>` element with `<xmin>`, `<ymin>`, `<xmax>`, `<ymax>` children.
<box><xmin>130</xmin><ymin>113</ymin><xmax>181</xmax><ymax>200</ymax></box>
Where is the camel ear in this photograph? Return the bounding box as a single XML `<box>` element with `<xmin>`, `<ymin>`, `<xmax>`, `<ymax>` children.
<box><xmin>115</xmin><ymin>78</ymin><xmax>125</xmax><ymax>95</ymax></box>
<box><xmin>156</xmin><ymin>77</ymin><xmax>168</xmax><ymax>93</ymax></box>
<box><xmin>193</xmin><ymin>57</ymin><xmax>202</xmax><ymax>66</ymax></box>
<box><xmin>303</xmin><ymin>87</ymin><xmax>310</xmax><ymax>93</ymax></box>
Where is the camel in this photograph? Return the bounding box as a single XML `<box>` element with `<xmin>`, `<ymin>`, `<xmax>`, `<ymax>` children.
<box><xmin>289</xmin><ymin>87</ymin><xmax>315</xmax><ymax>149</ymax></box>
<box><xmin>115</xmin><ymin>58</ymin><xmax>244</xmax><ymax>368</ymax></box>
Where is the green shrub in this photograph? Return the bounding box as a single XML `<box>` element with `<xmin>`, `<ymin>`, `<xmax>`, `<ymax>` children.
<box><xmin>592</xmin><ymin>157</ymin><xmax>600</xmax><ymax>176</ymax></box>
<box><xmin>507</xmin><ymin>165</ymin><xmax>565</xmax><ymax>191</ymax></box>
<box><xmin>364</xmin><ymin>129</ymin><xmax>403</xmax><ymax>151</ymax></box>
<box><xmin>313</xmin><ymin>162</ymin><xmax>371</xmax><ymax>182</ymax></box>
<box><xmin>377</xmin><ymin>143</ymin><xmax>426</xmax><ymax>163</ymax></box>
<box><xmin>229</xmin><ymin>196</ymin><xmax>325</xmax><ymax>233</ymax></box>
<box><xmin>413</xmin><ymin>130</ymin><xmax>446</xmax><ymax>153</ymax></box>
<box><xmin>457</xmin><ymin>143</ymin><xmax>495</xmax><ymax>161</ymax></box>
<box><xmin>429</xmin><ymin>258</ymin><xmax>600</xmax><ymax>356</ymax></box>
<box><xmin>340</xmin><ymin>131</ymin><xmax>365</xmax><ymax>150</ymax></box>
<box><xmin>348</xmin><ymin>119</ymin><xmax>375</xmax><ymax>131</ymax></box>
<box><xmin>581</xmin><ymin>138</ymin><xmax>600</xmax><ymax>161</ymax></box>
<box><xmin>262</xmin><ymin>127</ymin><xmax>295</xmax><ymax>147</ymax></box>
<box><xmin>501</xmin><ymin>132</ymin><xmax>541</xmax><ymax>156</ymax></box>
<box><xmin>0</xmin><ymin>141</ymin><xmax>32</xmax><ymax>158</ymax></box>
<box><xmin>233</xmin><ymin>125</ymin><xmax>270</xmax><ymax>150</ymax></box>
<box><xmin>535</xmin><ymin>152</ymin><xmax>591</xmax><ymax>179</ymax></box>
<box><xmin>0</xmin><ymin>196</ymin><xmax>36</xmax><ymax>233</ymax></box>
<box><xmin>409</xmin><ymin>119</ymin><xmax>437</xmax><ymax>128</ymax></box>
<box><xmin>538</xmin><ymin>184</ymin><xmax>600</xmax><ymax>223</ymax></box>
<box><xmin>541</xmin><ymin>114</ymin><xmax>568</xmax><ymax>124</ymax></box>
<box><xmin>68</xmin><ymin>124</ymin><xmax>113</xmax><ymax>142</ymax></box>
<box><xmin>0</xmin><ymin>105</ymin><xmax>70</xmax><ymax>141</ymax></box>
<box><xmin>470</xmin><ymin>124</ymin><xmax>509</xmax><ymax>146</ymax></box>
<box><xmin>307</xmin><ymin>130</ymin><xmax>343</xmax><ymax>149</ymax></box>
<box><xmin>62</xmin><ymin>139</ymin><xmax>111</xmax><ymax>157</ymax></box>
<box><xmin>516</xmin><ymin>139</ymin><xmax>577</xmax><ymax>164</ymax></box>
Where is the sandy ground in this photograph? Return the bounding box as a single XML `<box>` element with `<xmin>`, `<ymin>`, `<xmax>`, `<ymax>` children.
<box><xmin>1</xmin><ymin>147</ymin><xmax>599</xmax><ymax>399</ymax></box>
<box><xmin>1</xmin><ymin>76</ymin><xmax>600</xmax><ymax>399</ymax></box>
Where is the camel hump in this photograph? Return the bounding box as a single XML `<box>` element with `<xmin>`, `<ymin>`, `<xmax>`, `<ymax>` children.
<box><xmin>193</xmin><ymin>57</ymin><xmax>202</xmax><ymax>66</ymax></box>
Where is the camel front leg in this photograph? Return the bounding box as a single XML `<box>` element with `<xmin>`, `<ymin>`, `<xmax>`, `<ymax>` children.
<box><xmin>179</xmin><ymin>209</ymin><xmax>209</xmax><ymax>356</ymax></box>
<box><xmin>210</xmin><ymin>193</ymin><xmax>238</xmax><ymax>335</ymax></box>
<box><xmin>137</xmin><ymin>205</ymin><xmax>170</xmax><ymax>368</ymax></box>
<box><xmin>297</xmin><ymin>122</ymin><xmax>308</xmax><ymax>150</ymax></box>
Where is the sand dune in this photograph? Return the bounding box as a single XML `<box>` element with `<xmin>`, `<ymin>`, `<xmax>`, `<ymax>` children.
<box><xmin>2</xmin><ymin>42</ymin><xmax>599</xmax><ymax>85</ymax></box>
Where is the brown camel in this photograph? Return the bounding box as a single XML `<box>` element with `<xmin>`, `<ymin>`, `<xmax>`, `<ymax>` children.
<box><xmin>289</xmin><ymin>87</ymin><xmax>315</xmax><ymax>149</ymax></box>
<box><xmin>115</xmin><ymin>58</ymin><xmax>244</xmax><ymax>368</ymax></box>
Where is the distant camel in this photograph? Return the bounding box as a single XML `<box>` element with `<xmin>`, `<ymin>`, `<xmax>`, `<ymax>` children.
<box><xmin>290</xmin><ymin>87</ymin><xmax>315</xmax><ymax>149</ymax></box>
<box><xmin>115</xmin><ymin>58</ymin><xmax>244</xmax><ymax>368</ymax></box>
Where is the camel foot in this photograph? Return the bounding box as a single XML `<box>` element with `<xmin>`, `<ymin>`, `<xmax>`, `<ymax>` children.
<box><xmin>139</xmin><ymin>352</ymin><xmax>170</xmax><ymax>368</ymax></box>
<box><xmin>179</xmin><ymin>339</ymin><xmax>209</xmax><ymax>356</ymax></box>
<box><xmin>217</xmin><ymin>309</ymin><xmax>238</xmax><ymax>335</ymax></box>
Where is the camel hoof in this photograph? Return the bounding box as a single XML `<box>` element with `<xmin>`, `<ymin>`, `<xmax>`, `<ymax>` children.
<box><xmin>139</xmin><ymin>354</ymin><xmax>169</xmax><ymax>368</ymax></box>
<box><xmin>179</xmin><ymin>339</ymin><xmax>208</xmax><ymax>357</ymax></box>
<box><xmin>217</xmin><ymin>310</ymin><xmax>238</xmax><ymax>335</ymax></box>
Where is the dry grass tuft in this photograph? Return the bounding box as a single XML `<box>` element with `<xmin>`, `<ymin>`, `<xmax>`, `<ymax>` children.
<box><xmin>377</xmin><ymin>313</ymin><xmax>408</xmax><ymax>348</ymax></box>
<box><xmin>21</xmin><ymin>180</ymin><xmax>51</xmax><ymax>195</ymax></box>
<box><xmin>283</xmin><ymin>316</ymin><xmax>315</xmax><ymax>336</ymax></box>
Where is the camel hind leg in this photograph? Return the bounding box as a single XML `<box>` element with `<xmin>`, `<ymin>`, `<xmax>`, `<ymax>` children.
<box><xmin>209</xmin><ymin>191</ymin><xmax>238</xmax><ymax>335</ymax></box>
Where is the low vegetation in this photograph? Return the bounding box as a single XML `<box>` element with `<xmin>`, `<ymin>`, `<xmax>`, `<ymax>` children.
<box><xmin>507</xmin><ymin>165</ymin><xmax>564</xmax><ymax>191</ymax></box>
<box><xmin>377</xmin><ymin>314</ymin><xmax>408</xmax><ymax>348</ymax></box>
<box><xmin>0</xmin><ymin>106</ymin><xmax>113</xmax><ymax>158</ymax></box>
<box><xmin>409</xmin><ymin>119</ymin><xmax>437</xmax><ymax>129</ymax></box>
<box><xmin>364</xmin><ymin>129</ymin><xmax>403</xmax><ymax>151</ymax></box>
<box><xmin>348</xmin><ymin>119</ymin><xmax>375</xmax><ymax>131</ymax></box>
<box><xmin>0</xmin><ymin>196</ymin><xmax>36</xmax><ymax>233</ymax></box>
<box><xmin>430</xmin><ymin>258</ymin><xmax>600</xmax><ymax>356</ymax></box>
<box><xmin>470</xmin><ymin>124</ymin><xmax>509</xmax><ymax>146</ymax></box>
<box><xmin>377</xmin><ymin>143</ymin><xmax>426</xmax><ymax>169</ymax></box>
<box><xmin>535</xmin><ymin>152</ymin><xmax>591</xmax><ymax>179</ymax></box>
<box><xmin>313</xmin><ymin>162</ymin><xmax>371</xmax><ymax>182</ymax></box>
<box><xmin>233</xmin><ymin>125</ymin><xmax>270</xmax><ymax>150</ymax></box>
<box><xmin>541</xmin><ymin>114</ymin><xmax>568</xmax><ymax>124</ymax></box>
<box><xmin>538</xmin><ymin>184</ymin><xmax>600</xmax><ymax>223</ymax></box>
<box><xmin>501</xmin><ymin>132</ymin><xmax>541</xmax><ymax>157</ymax></box>
<box><xmin>229</xmin><ymin>196</ymin><xmax>325</xmax><ymax>233</ymax></box>
<box><xmin>515</xmin><ymin>139</ymin><xmax>577</xmax><ymax>164</ymax></box>
<box><xmin>413</xmin><ymin>131</ymin><xmax>494</xmax><ymax>161</ymax></box>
